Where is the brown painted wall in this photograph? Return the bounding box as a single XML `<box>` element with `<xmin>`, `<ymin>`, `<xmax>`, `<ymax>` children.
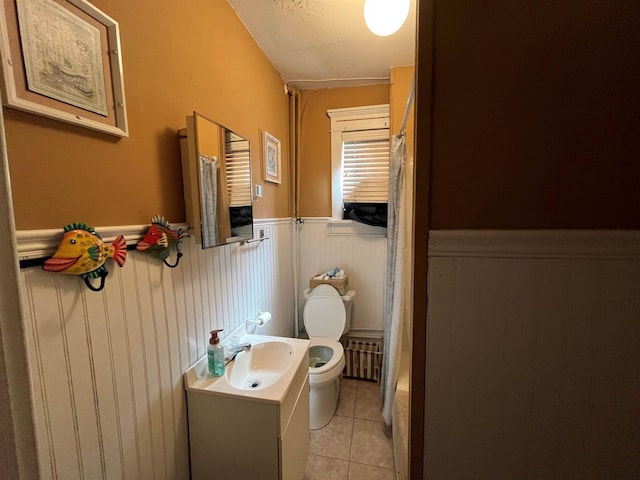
<box><xmin>415</xmin><ymin>0</ymin><xmax>640</xmax><ymax>478</ymax></box>
<box><xmin>298</xmin><ymin>85</ymin><xmax>389</xmax><ymax>218</ymax></box>
<box><xmin>429</xmin><ymin>0</ymin><xmax>640</xmax><ymax>229</ymax></box>
<box><xmin>5</xmin><ymin>0</ymin><xmax>290</xmax><ymax>230</ymax></box>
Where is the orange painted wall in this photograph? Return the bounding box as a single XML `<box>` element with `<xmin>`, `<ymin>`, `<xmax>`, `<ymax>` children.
<box><xmin>298</xmin><ymin>85</ymin><xmax>389</xmax><ymax>218</ymax></box>
<box><xmin>390</xmin><ymin>66</ymin><xmax>415</xmax><ymax>152</ymax></box>
<box><xmin>5</xmin><ymin>0</ymin><xmax>290</xmax><ymax>230</ymax></box>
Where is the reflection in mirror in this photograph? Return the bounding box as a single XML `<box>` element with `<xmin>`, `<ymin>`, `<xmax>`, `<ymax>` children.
<box><xmin>225</xmin><ymin>131</ymin><xmax>253</xmax><ymax>239</ymax></box>
<box><xmin>198</xmin><ymin>152</ymin><xmax>221</xmax><ymax>246</ymax></box>
<box><xmin>179</xmin><ymin>112</ymin><xmax>253</xmax><ymax>248</ymax></box>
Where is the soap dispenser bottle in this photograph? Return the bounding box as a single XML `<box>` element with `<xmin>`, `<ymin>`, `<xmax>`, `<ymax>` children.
<box><xmin>207</xmin><ymin>329</ymin><xmax>225</xmax><ymax>377</ymax></box>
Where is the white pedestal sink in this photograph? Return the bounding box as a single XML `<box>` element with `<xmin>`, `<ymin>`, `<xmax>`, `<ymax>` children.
<box><xmin>184</xmin><ymin>333</ymin><xmax>310</xmax><ymax>480</ymax></box>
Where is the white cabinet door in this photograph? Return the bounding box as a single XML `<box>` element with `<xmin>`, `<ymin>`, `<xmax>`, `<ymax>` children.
<box><xmin>280</xmin><ymin>375</ymin><xmax>310</xmax><ymax>480</ymax></box>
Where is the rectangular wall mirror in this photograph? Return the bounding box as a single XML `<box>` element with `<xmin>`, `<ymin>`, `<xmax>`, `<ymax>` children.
<box><xmin>179</xmin><ymin>112</ymin><xmax>253</xmax><ymax>248</ymax></box>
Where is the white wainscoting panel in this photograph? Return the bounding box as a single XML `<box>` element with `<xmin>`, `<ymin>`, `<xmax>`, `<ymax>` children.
<box><xmin>298</xmin><ymin>218</ymin><xmax>387</xmax><ymax>334</ymax></box>
<box><xmin>18</xmin><ymin>219</ymin><xmax>294</xmax><ymax>480</ymax></box>
<box><xmin>425</xmin><ymin>230</ymin><xmax>640</xmax><ymax>479</ymax></box>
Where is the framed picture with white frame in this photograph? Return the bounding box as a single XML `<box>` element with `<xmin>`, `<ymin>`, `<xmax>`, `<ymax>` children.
<box><xmin>262</xmin><ymin>131</ymin><xmax>281</xmax><ymax>184</ymax></box>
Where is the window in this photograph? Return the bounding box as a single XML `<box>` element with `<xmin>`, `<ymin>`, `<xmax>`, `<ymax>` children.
<box><xmin>342</xmin><ymin>129</ymin><xmax>390</xmax><ymax>203</ymax></box>
<box><xmin>328</xmin><ymin>105</ymin><xmax>390</xmax><ymax>226</ymax></box>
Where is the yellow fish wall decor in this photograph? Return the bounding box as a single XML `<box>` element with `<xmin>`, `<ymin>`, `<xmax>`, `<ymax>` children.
<box><xmin>43</xmin><ymin>223</ymin><xmax>128</xmax><ymax>291</ymax></box>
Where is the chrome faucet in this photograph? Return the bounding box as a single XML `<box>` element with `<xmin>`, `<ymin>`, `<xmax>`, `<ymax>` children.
<box><xmin>224</xmin><ymin>342</ymin><xmax>251</xmax><ymax>365</ymax></box>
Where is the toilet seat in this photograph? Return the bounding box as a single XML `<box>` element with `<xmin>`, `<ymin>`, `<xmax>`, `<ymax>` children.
<box><xmin>308</xmin><ymin>337</ymin><xmax>344</xmax><ymax>375</ymax></box>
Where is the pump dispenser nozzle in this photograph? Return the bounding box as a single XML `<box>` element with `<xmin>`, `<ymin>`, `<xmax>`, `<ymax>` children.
<box><xmin>209</xmin><ymin>329</ymin><xmax>223</xmax><ymax>345</ymax></box>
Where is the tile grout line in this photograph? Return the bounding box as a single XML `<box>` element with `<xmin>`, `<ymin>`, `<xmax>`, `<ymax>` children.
<box><xmin>349</xmin><ymin>380</ymin><xmax>366</xmax><ymax>475</ymax></box>
<box><xmin>346</xmin><ymin>380</ymin><xmax>360</xmax><ymax>477</ymax></box>
<box><xmin>348</xmin><ymin>385</ymin><xmax>356</xmax><ymax>474</ymax></box>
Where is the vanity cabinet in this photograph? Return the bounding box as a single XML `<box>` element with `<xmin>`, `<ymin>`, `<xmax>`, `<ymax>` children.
<box><xmin>186</xmin><ymin>356</ymin><xmax>310</xmax><ymax>480</ymax></box>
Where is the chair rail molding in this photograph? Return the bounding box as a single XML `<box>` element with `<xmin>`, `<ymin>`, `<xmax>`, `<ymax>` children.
<box><xmin>428</xmin><ymin>229</ymin><xmax>640</xmax><ymax>259</ymax></box>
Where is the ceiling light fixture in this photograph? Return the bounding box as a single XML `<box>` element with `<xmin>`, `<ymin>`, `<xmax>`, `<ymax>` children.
<box><xmin>364</xmin><ymin>0</ymin><xmax>410</xmax><ymax>37</ymax></box>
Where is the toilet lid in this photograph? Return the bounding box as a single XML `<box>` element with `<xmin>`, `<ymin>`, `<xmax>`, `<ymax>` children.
<box><xmin>303</xmin><ymin>284</ymin><xmax>346</xmax><ymax>339</ymax></box>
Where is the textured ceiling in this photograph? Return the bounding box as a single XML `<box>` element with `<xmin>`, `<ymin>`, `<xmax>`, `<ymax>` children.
<box><xmin>227</xmin><ymin>0</ymin><xmax>416</xmax><ymax>90</ymax></box>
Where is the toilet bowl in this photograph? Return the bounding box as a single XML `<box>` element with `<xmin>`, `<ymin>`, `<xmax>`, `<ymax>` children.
<box><xmin>304</xmin><ymin>284</ymin><xmax>350</xmax><ymax>429</ymax></box>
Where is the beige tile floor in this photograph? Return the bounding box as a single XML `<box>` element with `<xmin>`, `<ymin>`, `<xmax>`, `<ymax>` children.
<box><xmin>304</xmin><ymin>378</ymin><xmax>395</xmax><ymax>480</ymax></box>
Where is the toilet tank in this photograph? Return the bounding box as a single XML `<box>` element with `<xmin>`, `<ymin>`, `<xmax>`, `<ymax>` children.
<box><xmin>341</xmin><ymin>290</ymin><xmax>355</xmax><ymax>334</ymax></box>
<box><xmin>303</xmin><ymin>288</ymin><xmax>356</xmax><ymax>335</ymax></box>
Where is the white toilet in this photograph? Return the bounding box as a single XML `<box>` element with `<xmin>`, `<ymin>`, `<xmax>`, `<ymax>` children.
<box><xmin>303</xmin><ymin>284</ymin><xmax>355</xmax><ymax>429</ymax></box>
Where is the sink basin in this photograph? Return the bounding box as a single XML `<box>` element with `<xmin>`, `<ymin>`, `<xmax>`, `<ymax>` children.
<box><xmin>226</xmin><ymin>341</ymin><xmax>294</xmax><ymax>390</ymax></box>
<box><xmin>184</xmin><ymin>333</ymin><xmax>310</xmax><ymax>403</ymax></box>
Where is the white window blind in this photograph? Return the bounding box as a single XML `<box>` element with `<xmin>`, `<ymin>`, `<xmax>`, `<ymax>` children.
<box><xmin>341</xmin><ymin>129</ymin><xmax>390</xmax><ymax>203</ymax></box>
<box><xmin>225</xmin><ymin>133</ymin><xmax>252</xmax><ymax>207</ymax></box>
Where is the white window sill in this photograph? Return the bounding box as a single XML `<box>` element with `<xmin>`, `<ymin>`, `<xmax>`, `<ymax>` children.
<box><xmin>327</xmin><ymin>219</ymin><xmax>387</xmax><ymax>236</ymax></box>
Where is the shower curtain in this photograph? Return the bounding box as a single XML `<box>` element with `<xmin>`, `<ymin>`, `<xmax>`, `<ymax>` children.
<box><xmin>199</xmin><ymin>154</ymin><xmax>219</xmax><ymax>247</ymax></box>
<box><xmin>381</xmin><ymin>132</ymin><xmax>407</xmax><ymax>426</ymax></box>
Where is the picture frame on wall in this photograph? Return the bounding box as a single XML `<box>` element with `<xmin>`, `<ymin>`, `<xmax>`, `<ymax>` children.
<box><xmin>0</xmin><ymin>0</ymin><xmax>128</xmax><ymax>137</ymax></box>
<box><xmin>262</xmin><ymin>131</ymin><xmax>281</xmax><ymax>184</ymax></box>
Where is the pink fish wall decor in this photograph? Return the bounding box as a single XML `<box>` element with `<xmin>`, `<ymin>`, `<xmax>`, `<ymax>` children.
<box><xmin>136</xmin><ymin>215</ymin><xmax>184</xmax><ymax>267</ymax></box>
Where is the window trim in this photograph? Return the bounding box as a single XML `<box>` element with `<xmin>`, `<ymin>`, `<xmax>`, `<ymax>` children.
<box><xmin>328</xmin><ymin>104</ymin><xmax>390</xmax><ymax>219</ymax></box>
